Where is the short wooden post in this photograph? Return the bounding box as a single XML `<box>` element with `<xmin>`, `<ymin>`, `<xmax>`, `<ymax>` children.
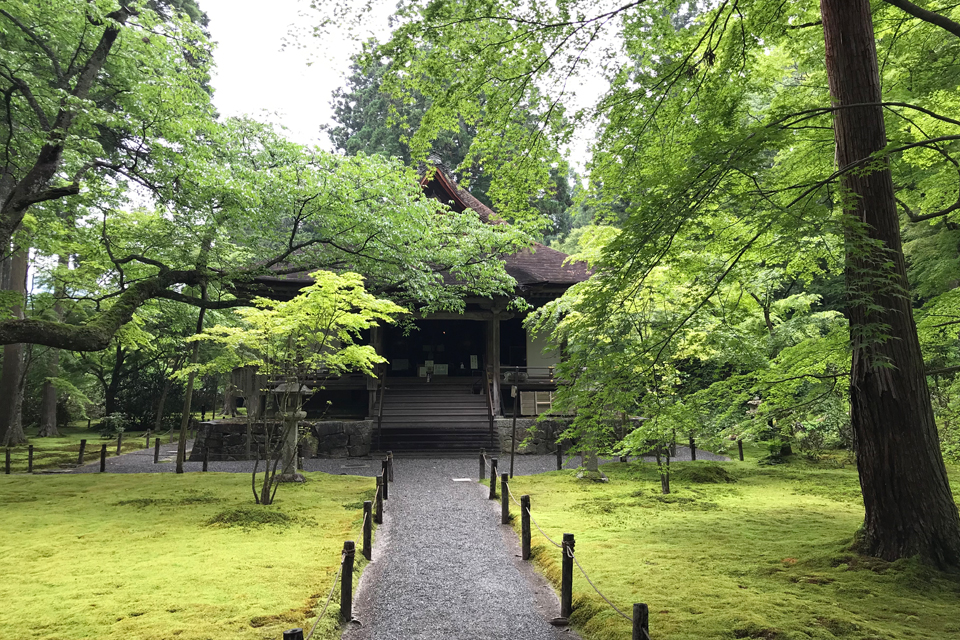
<box><xmin>501</xmin><ymin>473</ymin><xmax>510</xmax><ymax>524</ymax></box>
<box><xmin>116</xmin><ymin>432</ymin><xmax>122</xmax><ymax>456</ymax></box>
<box><xmin>341</xmin><ymin>540</ymin><xmax>355</xmax><ymax>622</ymax></box>
<box><xmin>488</xmin><ymin>458</ymin><xmax>498</xmax><ymax>499</ymax></box>
<box><xmin>362</xmin><ymin>500</ymin><xmax>372</xmax><ymax>560</ymax></box>
<box><xmin>374</xmin><ymin>475</ymin><xmax>384</xmax><ymax>524</ymax></box>
<box><xmin>479</xmin><ymin>449</ymin><xmax>486</xmax><ymax>480</ymax></box>
<box><xmin>521</xmin><ymin>494</ymin><xmax>531</xmax><ymax>560</ymax></box>
<box><xmin>738</xmin><ymin>439</ymin><xmax>744</xmax><ymax>461</ymax></box>
<box><xmin>27</xmin><ymin>445</ymin><xmax>34</xmax><ymax>473</ymax></box>
<box><xmin>387</xmin><ymin>451</ymin><xmax>394</xmax><ymax>482</ymax></box>
<box><xmin>561</xmin><ymin>533</ymin><xmax>575</xmax><ymax>618</ymax></box>
<box><xmin>632</xmin><ymin>603</ymin><xmax>649</xmax><ymax>640</ymax></box>
<box><xmin>556</xmin><ymin>441</ymin><xmax>563</xmax><ymax>471</ymax></box>
<box><xmin>689</xmin><ymin>436</ymin><xmax>697</xmax><ymax>461</ymax></box>
<box><xmin>99</xmin><ymin>444</ymin><xmax>107</xmax><ymax>472</ymax></box>
<box><xmin>145</xmin><ymin>431</ymin><xmax>150</xmax><ymax>449</ymax></box>
<box><xmin>202</xmin><ymin>447</ymin><xmax>209</xmax><ymax>472</ymax></box>
<box><xmin>77</xmin><ymin>439</ymin><xmax>87</xmax><ymax>465</ymax></box>
<box><xmin>154</xmin><ymin>436</ymin><xmax>161</xmax><ymax>463</ymax></box>
<box><xmin>381</xmin><ymin>459</ymin><xmax>389</xmax><ymax>500</ymax></box>
<box><xmin>4</xmin><ymin>448</ymin><xmax>9</xmax><ymax>474</ymax></box>
<box><xmin>282</xmin><ymin>628</ymin><xmax>304</xmax><ymax>640</ymax></box>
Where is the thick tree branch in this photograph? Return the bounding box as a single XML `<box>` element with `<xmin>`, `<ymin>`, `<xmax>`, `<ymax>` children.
<box><xmin>0</xmin><ymin>268</ymin><xmax>201</xmax><ymax>351</ymax></box>
<box><xmin>882</xmin><ymin>0</ymin><xmax>960</xmax><ymax>39</ymax></box>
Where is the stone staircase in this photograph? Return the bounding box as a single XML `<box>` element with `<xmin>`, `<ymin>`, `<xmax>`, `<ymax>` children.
<box><xmin>375</xmin><ymin>378</ymin><xmax>496</xmax><ymax>456</ymax></box>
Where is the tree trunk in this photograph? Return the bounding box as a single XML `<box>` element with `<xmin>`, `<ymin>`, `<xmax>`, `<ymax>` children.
<box><xmin>104</xmin><ymin>343</ymin><xmax>125</xmax><ymax>416</ymax></box>
<box><xmin>0</xmin><ymin>249</ymin><xmax>28</xmax><ymax>445</ymax></box>
<box><xmin>38</xmin><ymin>254</ymin><xmax>67</xmax><ymax>437</ymax></box>
<box><xmin>821</xmin><ymin>0</ymin><xmax>960</xmax><ymax>567</ymax></box>
<box><xmin>38</xmin><ymin>349</ymin><xmax>60</xmax><ymax>437</ymax></box>
<box><xmin>154</xmin><ymin>376</ymin><xmax>172</xmax><ymax>433</ymax></box>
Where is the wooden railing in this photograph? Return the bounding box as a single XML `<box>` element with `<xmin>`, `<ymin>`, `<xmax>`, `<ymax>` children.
<box><xmin>483</xmin><ymin>368</ymin><xmax>496</xmax><ymax>445</ymax></box>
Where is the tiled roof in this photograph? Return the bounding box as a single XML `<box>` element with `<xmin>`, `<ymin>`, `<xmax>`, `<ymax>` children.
<box><xmin>421</xmin><ymin>163</ymin><xmax>590</xmax><ymax>287</ymax></box>
<box><xmin>503</xmin><ymin>243</ymin><xmax>590</xmax><ymax>286</ymax></box>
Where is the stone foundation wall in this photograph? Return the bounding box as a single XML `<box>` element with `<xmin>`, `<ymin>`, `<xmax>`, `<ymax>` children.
<box><xmin>495</xmin><ymin>417</ymin><xmax>572</xmax><ymax>455</ymax></box>
<box><xmin>190</xmin><ymin>419</ymin><xmax>374</xmax><ymax>461</ymax></box>
<box><xmin>307</xmin><ymin>420</ymin><xmax>374</xmax><ymax>458</ymax></box>
<box><xmin>190</xmin><ymin>421</ymin><xmax>283</xmax><ymax>462</ymax></box>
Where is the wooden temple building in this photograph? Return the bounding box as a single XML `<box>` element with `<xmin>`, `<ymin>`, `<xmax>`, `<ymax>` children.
<box><xmin>235</xmin><ymin>165</ymin><xmax>589</xmax><ymax>455</ymax></box>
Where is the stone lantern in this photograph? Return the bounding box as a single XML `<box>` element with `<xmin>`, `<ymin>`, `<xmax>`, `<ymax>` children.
<box><xmin>272</xmin><ymin>377</ymin><xmax>311</xmax><ymax>483</ymax></box>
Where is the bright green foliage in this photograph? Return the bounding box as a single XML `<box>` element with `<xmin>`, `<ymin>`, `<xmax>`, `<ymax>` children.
<box><xmin>0</xmin><ymin>472</ymin><xmax>373</xmax><ymax>640</ymax></box>
<box><xmin>508</xmin><ymin>457</ymin><xmax>960</xmax><ymax>640</ymax></box>
<box><xmin>367</xmin><ymin>0</ymin><xmax>960</xmax><ymax>466</ymax></box>
<box><xmin>184</xmin><ymin>270</ymin><xmax>407</xmax><ymax>382</ymax></box>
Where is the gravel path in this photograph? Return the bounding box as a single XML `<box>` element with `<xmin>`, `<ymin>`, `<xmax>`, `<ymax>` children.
<box><xmin>67</xmin><ymin>439</ymin><xmax>725</xmax><ymax>475</ymax></box>
<box><xmin>341</xmin><ymin>457</ymin><xmax>578</xmax><ymax>640</ymax></box>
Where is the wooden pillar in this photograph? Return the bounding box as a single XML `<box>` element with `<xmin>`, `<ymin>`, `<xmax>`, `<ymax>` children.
<box><xmin>486</xmin><ymin>313</ymin><xmax>502</xmax><ymax>415</ymax></box>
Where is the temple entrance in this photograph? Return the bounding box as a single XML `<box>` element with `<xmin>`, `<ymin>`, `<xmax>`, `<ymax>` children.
<box><xmin>382</xmin><ymin>319</ymin><xmax>486</xmax><ymax>378</ymax></box>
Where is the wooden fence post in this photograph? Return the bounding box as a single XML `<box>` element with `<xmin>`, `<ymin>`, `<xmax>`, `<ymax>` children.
<box><xmin>145</xmin><ymin>431</ymin><xmax>150</xmax><ymax>450</ymax></box>
<box><xmin>561</xmin><ymin>533</ymin><xmax>575</xmax><ymax>618</ymax></box>
<box><xmin>99</xmin><ymin>444</ymin><xmax>107</xmax><ymax>472</ymax></box>
<box><xmin>632</xmin><ymin>603</ymin><xmax>649</xmax><ymax>640</ymax></box>
<box><xmin>689</xmin><ymin>436</ymin><xmax>697</xmax><ymax>461</ymax></box>
<box><xmin>374</xmin><ymin>475</ymin><xmax>384</xmax><ymax>524</ymax></box>
<box><xmin>4</xmin><ymin>448</ymin><xmax>9</xmax><ymax>474</ymax></box>
<box><xmin>341</xmin><ymin>540</ymin><xmax>355</xmax><ymax>622</ymax></box>
<box><xmin>116</xmin><ymin>432</ymin><xmax>122</xmax><ymax>456</ymax></box>
<box><xmin>521</xmin><ymin>495</ymin><xmax>531</xmax><ymax>560</ymax></box>
<box><xmin>381</xmin><ymin>459</ymin><xmax>389</xmax><ymax>500</ymax></box>
<box><xmin>362</xmin><ymin>500</ymin><xmax>372</xmax><ymax>560</ymax></box>
<box><xmin>479</xmin><ymin>449</ymin><xmax>486</xmax><ymax>480</ymax></box>
<box><xmin>489</xmin><ymin>458</ymin><xmax>498</xmax><ymax>499</ymax></box>
<box><xmin>501</xmin><ymin>473</ymin><xmax>509</xmax><ymax>524</ymax></box>
<box><xmin>77</xmin><ymin>439</ymin><xmax>87</xmax><ymax>465</ymax></box>
<box><xmin>28</xmin><ymin>445</ymin><xmax>33</xmax><ymax>473</ymax></box>
<box><xmin>282</xmin><ymin>629</ymin><xmax>304</xmax><ymax>640</ymax></box>
<box><xmin>154</xmin><ymin>437</ymin><xmax>161</xmax><ymax>464</ymax></box>
<box><xmin>738</xmin><ymin>439</ymin><xmax>744</xmax><ymax>461</ymax></box>
<box><xmin>556</xmin><ymin>441</ymin><xmax>563</xmax><ymax>471</ymax></box>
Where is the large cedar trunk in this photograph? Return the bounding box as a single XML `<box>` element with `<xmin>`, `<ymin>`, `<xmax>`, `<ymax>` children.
<box><xmin>0</xmin><ymin>249</ymin><xmax>28</xmax><ymax>445</ymax></box>
<box><xmin>821</xmin><ymin>0</ymin><xmax>960</xmax><ymax>566</ymax></box>
<box><xmin>38</xmin><ymin>350</ymin><xmax>60</xmax><ymax>437</ymax></box>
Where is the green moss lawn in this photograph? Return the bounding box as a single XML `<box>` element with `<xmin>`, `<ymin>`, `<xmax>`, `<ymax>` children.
<box><xmin>508</xmin><ymin>449</ymin><xmax>960</xmax><ymax>640</ymax></box>
<box><xmin>0</xmin><ymin>472</ymin><xmax>373</xmax><ymax>640</ymax></box>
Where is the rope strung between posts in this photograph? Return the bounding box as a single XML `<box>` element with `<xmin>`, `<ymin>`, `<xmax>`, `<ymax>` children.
<box><xmin>525</xmin><ymin>505</ymin><xmax>562</xmax><ymax>548</ymax></box>
<box><xmin>304</xmin><ymin>552</ymin><xmax>346</xmax><ymax>640</ymax></box>
<box><xmin>565</xmin><ymin>546</ymin><xmax>633</xmax><ymax>624</ymax></box>
<box><xmin>504</xmin><ymin>476</ymin><xmax>522</xmax><ymax>507</ymax></box>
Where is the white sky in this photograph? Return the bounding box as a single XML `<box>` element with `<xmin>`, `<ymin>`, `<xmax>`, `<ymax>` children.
<box><xmin>201</xmin><ymin>0</ymin><xmax>384</xmax><ymax>149</ymax></box>
<box><xmin>199</xmin><ymin>0</ymin><xmax>603</xmax><ymax>165</ymax></box>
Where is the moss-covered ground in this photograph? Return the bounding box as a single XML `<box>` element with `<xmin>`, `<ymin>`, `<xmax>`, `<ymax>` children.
<box><xmin>0</xmin><ymin>472</ymin><xmax>373</xmax><ymax>640</ymax></box>
<box><xmin>507</xmin><ymin>447</ymin><xmax>960</xmax><ymax>640</ymax></box>
<box><xmin>3</xmin><ymin>423</ymin><xmax>174</xmax><ymax>473</ymax></box>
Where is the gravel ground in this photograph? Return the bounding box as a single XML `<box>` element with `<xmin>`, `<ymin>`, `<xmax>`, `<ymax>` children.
<box><xmin>341</xmin><ymin>457</ymin><xmax>579</xmax><ymax>640</ymax></box>
<box><xmin>67</xmin><ymin>441</ymin><xmax>726</xmax><ymax>475</ymax></box>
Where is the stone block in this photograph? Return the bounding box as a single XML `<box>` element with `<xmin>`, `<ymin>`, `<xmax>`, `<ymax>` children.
<box><xmin>347</xmin><ymin>445</ymin><xmax>370</xmax><ymax>457</ymax></box>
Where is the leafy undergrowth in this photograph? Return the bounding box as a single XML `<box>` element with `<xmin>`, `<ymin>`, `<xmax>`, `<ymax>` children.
<box><xmin>0</xmin><ymin>471</ymin><xmax>373</xmax><ymax>640</ymax></box>
<box><xmin>509</xmin><ymin>449</ymin><xmax>960</xmax><ymax>640</ymax></box>
<box><xmin>2</xmin><ymin>424</ymin><xmax>166</xmax><ymax>472</ymax></box>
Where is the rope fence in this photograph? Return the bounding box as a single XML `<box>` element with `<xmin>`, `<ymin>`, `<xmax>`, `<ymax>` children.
<box><xmin>481</xmin><ymin>448</ymin><xmax>652</xmax><ymax>640</ymax></box>
<box><xmin>283</xmin><ymin>453</ymin><xmax>394</xmax><ymax>640</ymax></box>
